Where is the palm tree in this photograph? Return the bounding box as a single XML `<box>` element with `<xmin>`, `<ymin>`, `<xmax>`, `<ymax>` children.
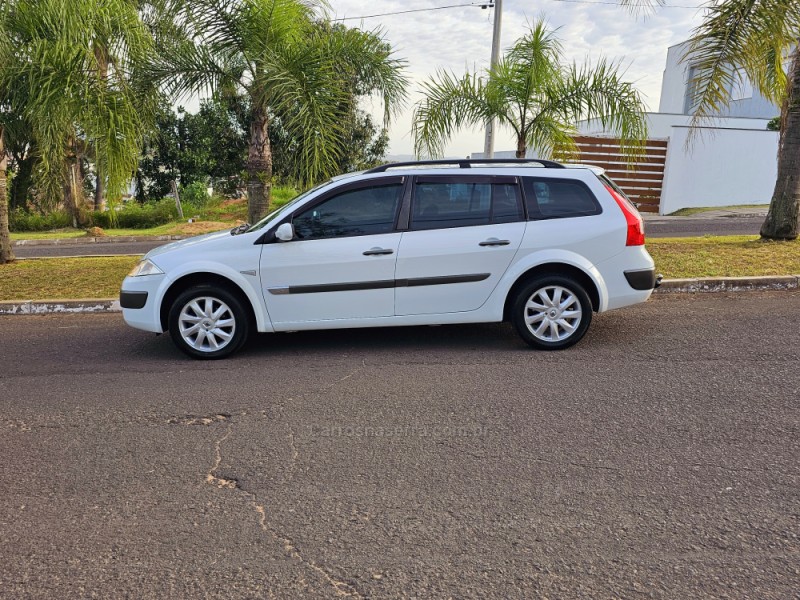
<box><xmin>0</xmin><ymin>125</ymin><xmax>13</xmax><ymax>263</ymax></box>
<box><xmin>149</xmin><ymin>0</ymin><xmax>407</xmax><ymax>224</ymax></box>
<box><xmin>681</xmin><ymin>1</ymin><xmax>800</xmax><ymax>240</ymax></box>
<box><xmin>0</xmin><ymin>0</ymin><xmax>155</xmax><ymax>228</ymax></box>
<box><xmin>413</xmin><ymin>20</ymin><xmax>648</xmax><ymax>161</ymax></box>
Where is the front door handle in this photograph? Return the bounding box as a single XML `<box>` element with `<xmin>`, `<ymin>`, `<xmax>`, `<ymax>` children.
<box><xmin>479</xmin><ymin>238</ymin><xmax>511</xmax><ymax>247</ymax></box>
<box><xmin>363</xmin><ymin>247</ymin><xmax>394</xmax><ymax>256</ymax></box>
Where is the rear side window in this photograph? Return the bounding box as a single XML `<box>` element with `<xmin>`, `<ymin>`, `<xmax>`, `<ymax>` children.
<box><xmin>292</xmin><ymin>183</ymin><xmax>402</xmax><ymax>240</ymax></box>
<box><xmin>522</xmin><ymin>177</ymin><xmax>601</xmax><ymax>220</ymax></box>
<box><xmin>411</xmin><ymin>180</ymin><xmax>523</xmax><ymax>230</ymax></box>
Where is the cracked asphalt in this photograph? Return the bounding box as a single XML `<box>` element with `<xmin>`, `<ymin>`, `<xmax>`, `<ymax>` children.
<box><xmin>1</xmin><ymin>291</ymin><xmax>799</xmax><ymax>599</ymax></box>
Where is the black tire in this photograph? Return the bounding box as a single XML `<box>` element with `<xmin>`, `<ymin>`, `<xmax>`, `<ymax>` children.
<box><xmin>510</xmin><ymin>275</ymin><xmax>593</xmax><ymax>350</ymax></box>
<box><xmin>168</xmin><ymin>285</ymin><xmax>250</xmax><ymax>359</ymax></box>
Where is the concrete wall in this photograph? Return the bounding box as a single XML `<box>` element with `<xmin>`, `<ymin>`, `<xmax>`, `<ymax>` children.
<box><xmin>659</xmin><ymin>126</ymin><xmax>778</xmax><ymax>214</ymax></box>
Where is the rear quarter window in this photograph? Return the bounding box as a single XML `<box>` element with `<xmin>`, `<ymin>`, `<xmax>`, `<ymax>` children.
<box><xmin>522</xmin><ymin>177</ymin><xmax>601</xmax><ymax>220</ymax></box>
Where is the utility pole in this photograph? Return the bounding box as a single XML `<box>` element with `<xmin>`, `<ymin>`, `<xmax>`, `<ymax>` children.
<box><xmin>483</xmin><ymin>0</ymin><xmax>502</xmax><ymax>158</ymax></box>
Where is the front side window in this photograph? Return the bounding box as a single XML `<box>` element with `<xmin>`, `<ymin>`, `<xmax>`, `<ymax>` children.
<box><xmin>292</xmin><ymin>183</ymin><xmax>403</xmax><ymax>240</ymax></box>
<box><xmin>411</xmin><ymin>180</ymin><xmax>523</xmax><ymax>230</ymax></box>
<box><xmin>523</xmin><ymin>178</ymin><xmax>601</xmax><ymax>219</ymax></box>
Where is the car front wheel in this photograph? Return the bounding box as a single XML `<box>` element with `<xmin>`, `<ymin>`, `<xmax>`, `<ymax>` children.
<box><xmin>511</xmin><ymin>275</ymin><xmax>592</xmax><ymax>350</ymax></box>
<box><xmin>168</xmin><ymin>286</ymin><xmax>250</xmax><ymax>359</ymax></box>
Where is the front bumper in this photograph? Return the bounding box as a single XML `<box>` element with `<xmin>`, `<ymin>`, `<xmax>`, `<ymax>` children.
<box><xmin>120</xmin><ymin>275</ymin><xmax>165</xmax><ymax>333</ymax></box>
<box><xmin>120</xmin><ymin>290</ymin><xmax>148</xmax><ymax>309</ymax></box>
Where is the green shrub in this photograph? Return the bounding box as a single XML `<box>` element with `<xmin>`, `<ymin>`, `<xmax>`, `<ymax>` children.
<box><xmin>181</xmin><ymin>181</ymin><xmax>212</xmax><ymax>207</ymax></box>
<box><xmin>87</xmin><ymin>199</ymin><xmax>180</xmax><ymax>229</ymax></box>
<box><xmin>87</xmin><ymin>210</ymin><xmax>114</xmax><ymax>229</ymax></box>
<box><xmin>9</xmin><ymin>208</ymin><xmax>72</xmax><ymax>232</ymax></box>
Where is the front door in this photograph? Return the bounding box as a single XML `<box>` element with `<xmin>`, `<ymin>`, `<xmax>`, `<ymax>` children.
<box><xmin>259</xmin><ymin>178</ymin><xmax>405</xmax><ymax>327</ymax></box>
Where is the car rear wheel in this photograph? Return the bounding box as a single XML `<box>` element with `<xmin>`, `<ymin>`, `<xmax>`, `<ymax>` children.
<box><xmin>168</xmin><ymin>286</ymin><xmax>250</xmax><ymax>359</ymax></box>
<box><xmin>511</xmin><ymin>275</ymin><xmax>592</xmax><ymax>350</ymax></box>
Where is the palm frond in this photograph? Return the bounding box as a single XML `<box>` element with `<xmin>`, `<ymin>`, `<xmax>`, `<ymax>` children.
<box><xmin>0</xmin><ymin>0</ymin><xmax>156</xmax><ymax>205</ymax></box>
<box><xmin>536</xmin><ymin>58</ymin><xmax>648</xmax><ymax>161</ymax></box>
<box><xmin>412</xmin><ymin>70</ymin><xmax>493</xmax><ymax>158</ymax></box>
<box><xmin>684</xmin><ymin>0</ymin><xmax>800</xmax><ymax>128</ymax></box>
<box><xmin>524</xmin><ymin>115</ymin><xmax>579</xmax><ymax>161</ymax></box>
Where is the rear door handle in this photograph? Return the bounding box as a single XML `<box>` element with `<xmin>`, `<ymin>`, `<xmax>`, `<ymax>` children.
<box><xmin>363</xmin><ymin>247</ymin><xmax>394</xmax><ymax>256</ymax></box>
<box><xmin>479</xmin><ymin>238</ymin><xmax>511</xmax><ymax>247</ymax></box>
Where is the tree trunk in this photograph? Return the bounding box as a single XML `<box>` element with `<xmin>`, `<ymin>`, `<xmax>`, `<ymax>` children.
<box><xmin>9</xmin><ymin>154</ymin><xmax>34</xmax><ymax>210</ymax></box>
<box><xmin>94</xmin><ymin>171</ymin><xmax>105</xmax><ymax>212</ymax></box>
<box><xmin>0</xmin><ymin>129</ymin><xmax>15</xmax><ymax>264</ymax></box>
<box><xmin>170</xmin><ymin>179</ymin><xmax>184</xmax><ymax>220</ymax></box>
<box><xmin>246</xmin><ymin>105</ymin><xmax>273</xmax><ymax>224</ymax></box>
<box><xmin>94</xmin><ymin>42</ymin><xmax>108</xmax><ymax>211</ymax></box>
<box><xmin>64</xmin><ymin>137</ymin><xmax>87</xmax><ymax>228</ymax></box>
<box><xmin>760</xmin><ymin>48</ymin><xmax>800</xmax><ymax>240</ymax></box>
<box><xmin>515</xmin><ymin>136</ymin><xmax>526</xmax><ymax>159</ymax></box>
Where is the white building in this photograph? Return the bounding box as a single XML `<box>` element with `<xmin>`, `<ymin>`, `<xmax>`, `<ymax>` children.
<box><xmin>658</xmin><ymin>41</ymin><xmax>778</xmax><ymax>120</ymax></box>
<box><xmin>582</xmin><ymin>41</ymin><xmax>780</xmax><ymax>215</ymax></box>
<box><xmin>477</xmin><ymin>40</ymin><xmax>781</xmax><ymax>215</ymax></box>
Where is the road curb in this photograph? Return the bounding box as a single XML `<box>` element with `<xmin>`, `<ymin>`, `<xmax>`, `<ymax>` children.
<box><xmin>12</xmin><ymin>235</ymin><xmax>187</xmax><ymax>246</ymax></box>
<box><xmin>0</xmin><ymin>299</ymin><xmax>121</xmax><ymax>315</ymax></box>
<box><xmin>2</xmin><ymin>276</ymin><xmax>798</xmax><ymax>315</ymax></box>
<box><xmin>654</xmin><ymin>275</ymin><xmax>800</xmax><ymax>293</ymax></box>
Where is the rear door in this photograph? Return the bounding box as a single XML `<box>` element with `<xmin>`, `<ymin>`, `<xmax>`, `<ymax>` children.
<box><xmin>394</xmin><ymin>175</ymin><xmax>526</xmax><ymax>316</ymax></box>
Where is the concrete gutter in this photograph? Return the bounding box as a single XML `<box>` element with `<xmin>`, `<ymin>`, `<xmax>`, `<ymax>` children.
<box><xmin>1</xmin><ymin>276</ymin><xmax>798</xmax><ymax>315</ymax></box>
<box><xmin>12</xmin><ymin>235</ymin><xmax>186</xmax><ymax>246</ymax></box>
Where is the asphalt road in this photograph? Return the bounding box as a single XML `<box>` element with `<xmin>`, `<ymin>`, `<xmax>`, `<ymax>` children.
<box><xmin>2</xmin><ymin>292</ymin><xmax>798</xmax><ymax>599</ymax></box>
<box><xmin>644</xmin><ymin>215</ymin><xmax>765</xmax><ymax>238</ymax></box>
<box><xmin>13</xmin><ymin>240</ymin><xmax>163</xmax><ymax>258</ymax></box>
<box><xmin>11</xmin><ymin>216</ymin><xmax>767</xmax><ymax>258</ymax></box>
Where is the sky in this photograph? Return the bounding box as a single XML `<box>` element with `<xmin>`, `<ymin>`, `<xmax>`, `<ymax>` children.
<box><xmin>327</xmin><ymin>0</ymin><xmax>709</xmax><ymax>157</ymax></box>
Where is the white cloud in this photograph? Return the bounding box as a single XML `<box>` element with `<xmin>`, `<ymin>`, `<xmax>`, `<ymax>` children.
<box><xmin>330</xmin><ymin>0</ymin><xmax>707</xmax><ymax>156</ymax></box>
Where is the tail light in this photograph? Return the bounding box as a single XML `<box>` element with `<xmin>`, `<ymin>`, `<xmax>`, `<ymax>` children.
<box><xmin>605</xmin><ymin>185</ymin><xmax>645</xmax><ymax>246</ymax></box>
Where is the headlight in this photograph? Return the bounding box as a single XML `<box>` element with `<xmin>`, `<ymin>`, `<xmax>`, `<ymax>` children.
<box><xmin>128</xmin><ymin>259</ymin><xmax>164</xmax><ymax>277</ymax></box>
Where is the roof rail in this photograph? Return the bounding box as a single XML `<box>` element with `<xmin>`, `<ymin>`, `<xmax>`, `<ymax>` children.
<box><xmin>365</xmin><ymin>158</ymin><xmax>565</xmax><ymax>173</ymax></box>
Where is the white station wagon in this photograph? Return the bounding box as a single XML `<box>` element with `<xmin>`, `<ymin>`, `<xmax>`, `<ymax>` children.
<box><xmin>120</xmin><ymin>159</ymin><xmax>660</xmax><ymax>359</ymax></box>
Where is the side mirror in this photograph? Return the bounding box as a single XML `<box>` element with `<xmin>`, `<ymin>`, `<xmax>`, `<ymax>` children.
<box><xmin>275</xmin><ymin>222</ymin><xmax>295</xmax><ymax>242</ymax></box>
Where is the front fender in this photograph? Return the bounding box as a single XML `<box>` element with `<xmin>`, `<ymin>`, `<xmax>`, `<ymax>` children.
<box><xmin>153</xmin><ymin>260</ymin><xmax>273</xmax><ymax>333</ymax></box>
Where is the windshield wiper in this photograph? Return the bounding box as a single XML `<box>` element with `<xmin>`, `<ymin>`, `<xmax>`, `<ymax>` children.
<box><xmin>230</xmin><ymin>223</ymin><xmax>251</xmax><ymax>236</ymax></box>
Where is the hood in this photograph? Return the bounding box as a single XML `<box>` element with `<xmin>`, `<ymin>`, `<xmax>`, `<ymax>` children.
<box><xmin>145</xmin><ymin>229</ymin><xmax>233</xmax><ymax>259</ymax></box>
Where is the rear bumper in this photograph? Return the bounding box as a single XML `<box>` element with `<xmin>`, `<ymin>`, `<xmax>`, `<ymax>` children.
<box><xmin>624</xmin><ymin>268</ymin><xmax>662</xmax><ymax>291</ymax></box>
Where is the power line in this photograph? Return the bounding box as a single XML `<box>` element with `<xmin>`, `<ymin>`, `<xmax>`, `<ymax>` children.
<box><xmin>551</xmin><ymin>0</ymin><xmax>701</xmax><ymax>8</ymax></box>
<box><xmin>333</xmin><ymin>0</ymin><xmax>703</xmax><ymax>21</ymax></box>
<box><xmin>333</xmin><ymin>2</ymin><xmax>493</xmax><ymax>21</ymax></box>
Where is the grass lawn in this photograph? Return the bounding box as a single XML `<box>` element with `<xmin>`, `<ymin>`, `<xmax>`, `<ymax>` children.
<box><xmin>0</xmin><ymin>256</ymin><xmax>138</xmax><ymax>300</ymax></box>
<box><xmin>9</xmin><ymin>230</ymin><xmax>87</xmax><ymax>240</ymax></box>
<box><xmin>0</xmin><ymin>236</ymin><xmax>798</xmax><ymax>301</ymax></box>
<box><xmin>647</xmin><ymin>235</ymin><xmax>800</xmax><ymax>279</ymax></box>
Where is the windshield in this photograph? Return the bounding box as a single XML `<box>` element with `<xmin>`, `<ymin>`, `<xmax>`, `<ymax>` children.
<box><xmin>246</xmin><ymin>181</ymin><xmax>334</xmax><ymax>232</ymax></box>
